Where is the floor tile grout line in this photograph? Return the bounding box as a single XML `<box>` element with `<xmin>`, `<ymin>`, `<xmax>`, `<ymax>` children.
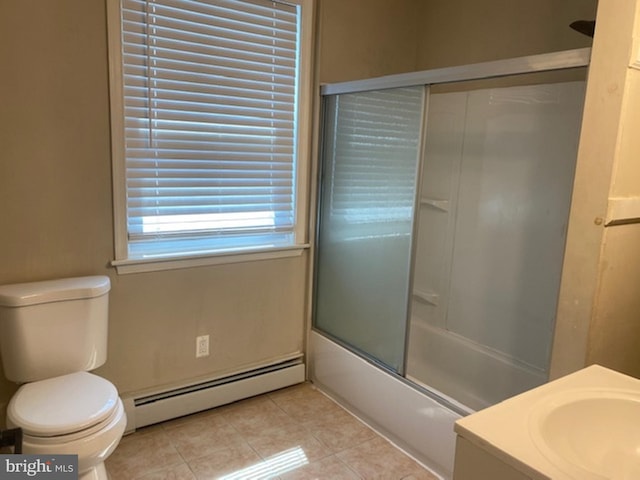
<box><xmin>222</xmin><ymin>384</ymin><xmax>365</xmax><ymax>474</ymax></box>
<box><xmin>270</xmin><ymin>382</ymin><xmax>389</xmax><ymax>462</ymax></box>
<box><xmin>110</xmin><ymin>382</ymin><xmax>436</xmax><ymax>480</ymax></box>
<box><xmin>334</xmin><ymin>453</ymin><xmax>366</xmax><ymax>480</ymax></box>
<box><xmin>310</xmin><ymin>384</ymin><xmax>442</xmax><ymax>478</ymax></box>
<box><xmin>233</xmin><ymin>389</ymin><xmax>335</xmax><ymax>468</ymax></box>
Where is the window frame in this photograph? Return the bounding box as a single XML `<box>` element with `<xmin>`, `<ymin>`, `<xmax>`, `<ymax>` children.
<box><xmin>106</xmin><ymin>0</ymin><xmax>314</xmax><ymax>274</ymax></box>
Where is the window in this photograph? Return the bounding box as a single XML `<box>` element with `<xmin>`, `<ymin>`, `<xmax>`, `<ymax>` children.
<box><xmin>107</xmin><ymin>0</ymin><xmax>313</xmax><ymax>273</ymax></box>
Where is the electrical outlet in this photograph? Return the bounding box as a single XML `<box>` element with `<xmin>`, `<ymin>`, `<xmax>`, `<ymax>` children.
<box><xmin>196</xmin><ymin>335</ymin><xmax>209</xmax><ymax>358</ymax></box>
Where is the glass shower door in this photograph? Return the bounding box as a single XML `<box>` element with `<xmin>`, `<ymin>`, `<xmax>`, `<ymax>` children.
<box><xmin>313</xmin><ymin>86</ymin><xmax>424</xmax><ymax>372</ymax></box>
<box><xmin>406</xmin><ymin>79</ymin><xmax>586</xmax><ymax>409</ymax></box>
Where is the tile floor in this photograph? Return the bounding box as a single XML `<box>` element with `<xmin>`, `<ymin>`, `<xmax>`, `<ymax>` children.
<box><xmin>106</xmin><ymin>382</ymin><xmax>439</xmax><ymax>480</ymax></box>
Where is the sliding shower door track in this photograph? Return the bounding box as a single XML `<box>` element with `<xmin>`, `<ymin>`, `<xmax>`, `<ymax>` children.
<box><xmin>321</xmin><ymin>47</ymin><xmax>590</xmax><ymax>96</ymax></box>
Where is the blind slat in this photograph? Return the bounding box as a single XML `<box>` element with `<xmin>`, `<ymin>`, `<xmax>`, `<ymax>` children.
<box><xmin>120</xmin><ymin>0</ymin><xmax>300</xmax><ymax>250</ymax></box>
<box><xmin>325</xmin><ymin>88</ymin><xmax>424</xmax><ymax>223</ymax></box>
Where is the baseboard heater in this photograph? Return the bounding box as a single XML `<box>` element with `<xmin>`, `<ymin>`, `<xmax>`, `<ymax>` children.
<box><xmin>122</xmin><ymin>356</ymin><xmax>305</xmax><ymax>433</ymax></box>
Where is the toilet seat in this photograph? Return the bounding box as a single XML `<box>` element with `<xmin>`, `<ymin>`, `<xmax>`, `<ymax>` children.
<box><xmin>16</xmin><ymin>399</ymin><xmax>127</xmax><ymax>478</ymax></box>
<box><xmin>17</xmin><ymin>401</ymin><xmax>125</xmax><ymax>445</ymax></box>
<box><xmin>7</xmin><ymin>371</ymin><xmax>119</xmax><ymax>438</ymax></box>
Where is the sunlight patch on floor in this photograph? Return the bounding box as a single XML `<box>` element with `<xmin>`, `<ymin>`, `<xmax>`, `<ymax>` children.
<box><xmin>220</xmin><ymin>446</ymin><xmax>309</xmax><ymax>480</ymax></box>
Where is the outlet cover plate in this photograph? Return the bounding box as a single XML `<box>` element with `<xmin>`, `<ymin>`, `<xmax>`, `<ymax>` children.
<box><xmin>196</xmin><ymin>335</ymin><xmax>210</xmax><ymax>358</ymax></box>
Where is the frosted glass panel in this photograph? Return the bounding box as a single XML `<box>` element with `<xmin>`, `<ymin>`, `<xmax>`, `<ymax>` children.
<box><xmin>314</xmin><ymin>87</ymin><xmax>424</xmax><ymax>372</ymax></box>
<box><xmin>407</xmin><ymin>81</ymin><xmax>585</xmax><ymax>409</ymax></box>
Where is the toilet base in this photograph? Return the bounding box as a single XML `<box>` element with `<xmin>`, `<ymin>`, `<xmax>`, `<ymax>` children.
<box><xmin>13</xmin><ymin>397</ymin><xmax>126</xmax><ymax>480</ymax></box>
<box><xmin>80</xmin><ymin>462</ymin><xmax>109</xmax><ymax>480</ymax></box>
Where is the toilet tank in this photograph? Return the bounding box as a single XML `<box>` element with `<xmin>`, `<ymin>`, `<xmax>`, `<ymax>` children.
<box><xmin>0</xmin><ymin>276</ymin><xmax>110</xmax><ymax>383</ymax></box>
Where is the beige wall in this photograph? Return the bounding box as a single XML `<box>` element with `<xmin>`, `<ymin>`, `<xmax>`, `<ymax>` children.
<box><xmin>2</xmin><ymin>0</ymin><xmax>639</xmax><ymax>424</ymax></box>
<box><xmin>0</xmin><ymin>0</ymin><xmax>307</xmax><ymax>419</ymax></box>
<box><xmin>415</xmin><ymin>0</ymin><xmax>597</xmax><ymax>69</ymax></box>
<box><xmin>316</xmin><ymin>0</ymin><xmax>596</xmax><ymax>84</ymax></box>
<box><xmin>0</xmin><ymin>1</ymin><xmax>118</xmax><ymax>410</ymax></box>
<box><xmin>316</xmin><ymin>0</ymin><xmax>422</xmax><ymax>83</ymax></box>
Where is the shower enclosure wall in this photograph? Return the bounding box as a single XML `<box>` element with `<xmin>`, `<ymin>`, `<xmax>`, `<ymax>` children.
<box><xmin>311</xmin><ymin>48</ymin><xmax>590</xmax><ymax>478</ymax></box>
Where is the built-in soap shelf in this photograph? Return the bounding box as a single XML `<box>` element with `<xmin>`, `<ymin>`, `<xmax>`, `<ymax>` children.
<box><xmin>420</xmin><ymin>197</ymin><xmax>449</xmax><ymax>212</ymax></box>
<box><xmin>413</xmin><ymin>288</ymin><xmax>439</xmax><ymax>306</ymax></box>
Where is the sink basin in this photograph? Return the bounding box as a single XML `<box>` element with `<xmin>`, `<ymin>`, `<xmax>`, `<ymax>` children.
<box><xmin>529</xmin><ymin>389</ymin><xmax>640</xmax><ymax>479</ymax></box>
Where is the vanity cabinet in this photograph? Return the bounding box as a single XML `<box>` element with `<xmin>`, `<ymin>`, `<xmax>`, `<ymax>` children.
<box><xmin>453</xmin><ymin>437</ymin><xmax>538</xmax><ymax>480</ymax></box>
<box><xmin>451</xmin><ymin>365</ymin><xmax>640</xmax><ymax>480</ymax></box>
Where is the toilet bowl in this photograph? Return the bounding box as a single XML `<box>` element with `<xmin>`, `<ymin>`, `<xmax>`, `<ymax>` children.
<box><xmin>0</xmin><ymin>276</ymin><xmax>126</xmax><ymax>480</ymax></box>
<box><xmin>6</xmin><ymin>372</ymin><xmax>127</xmax><ymax>480</ymax></box>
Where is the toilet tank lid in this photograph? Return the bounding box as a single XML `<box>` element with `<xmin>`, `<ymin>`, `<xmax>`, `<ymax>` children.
<box><xmin>0</xmin><ymin>276</ymin><xmax>110</xmax><ymax>307</ymax></box>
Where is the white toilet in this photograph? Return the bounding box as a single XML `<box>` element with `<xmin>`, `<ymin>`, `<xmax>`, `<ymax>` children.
<box><xmin>0</xmin><ymin>276</ymin><xmax>126</xmax><ymax>480</ymax></box>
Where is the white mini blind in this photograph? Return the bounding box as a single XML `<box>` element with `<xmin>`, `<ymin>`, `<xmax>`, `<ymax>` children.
<box><xmin>120</xmin><ymin>0</ymin><xmax>300</xmax><ymax>258</ymax></box>
<box><xmin>325</xmin><ymin>87</ymin><xmax>424</xmax><ymax>225</ymax></box>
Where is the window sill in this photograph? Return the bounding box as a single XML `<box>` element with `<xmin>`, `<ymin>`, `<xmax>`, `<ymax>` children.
<box><xmin>111</xmin><ymin>244</ymin><xmax>310</xmax><ymax>275</ymax></box>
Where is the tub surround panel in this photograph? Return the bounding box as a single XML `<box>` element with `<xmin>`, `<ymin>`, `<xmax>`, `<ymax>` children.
<box><xmin>407</xmin><ymin>80</ymin><xmax>584</xmax><ymax>410</ymax></box>
<box><xmin>407</xmin><ymin>322</ymin><xmax>546</xmax><ymax>411</ymax></box>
